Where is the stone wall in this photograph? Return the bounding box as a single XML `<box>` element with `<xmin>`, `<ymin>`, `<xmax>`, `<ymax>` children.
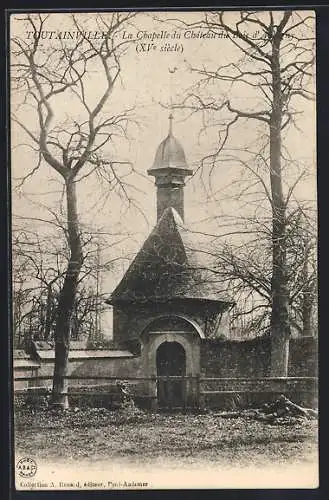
<box><xmin>14</xmin><ymin>336</ymin><xmax>317</xmax><ymax>410</ymax></box>
<box><xmin>16</xmin><ymin>355</ymin><xmax>142</xmax><ymax>390</ymax></box>
<box><xmin>201</xmin><ymin>377</ymin><xmax>317</xmax><ymax>409</ymax></box>
<box><xmin>200</xmin><ymin>337</ymin><xmax>271</xmax><ymax>378</ymax></box>
<box><xmin>198</xmin><ymin>336</ymin><xmax>318</xmax><ymax>408</ymax></box>
<box><xmin>113</xmin><ymin>299</ymin><xmax>225</xmax><ymax>349</ymax></box>
<box><xmin>14</xmin><ymin>365</ymin><xmax>40</xmax><ymax>391</ymax></box>
<box><xmin>288</xmin><ymin>337</ymin><xmax>318</xmax><ymax>377</ymax></box>
<box><xmin>13</xmin><ymin>350</ymin><xmax>41</xmax><ymax>390</ymax></box>
<box><xmin>200</xmin><ymin>336</ymin><xmax>317</xmax><ymax>378</ymax></box>
<box><xmin>70</xmin><ymin>356</ymin><xmax>142</xmax><ymax>379</ymax></box>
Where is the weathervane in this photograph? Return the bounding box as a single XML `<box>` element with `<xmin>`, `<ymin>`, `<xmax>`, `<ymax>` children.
<box><xmin>168</xmin><ymin>66</ymin><xmax>177</xmax><ymax>135</ymax></box>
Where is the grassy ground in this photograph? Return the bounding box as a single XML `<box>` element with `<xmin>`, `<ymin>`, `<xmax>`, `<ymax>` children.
<box><xmin>15</xmin><ymin>405</ymin><xmax>318</xmax><ymax>469</ymax></box>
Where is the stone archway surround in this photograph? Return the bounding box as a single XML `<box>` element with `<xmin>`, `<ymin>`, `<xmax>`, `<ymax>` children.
<box><xmin>140</xmin><ymin>315</ymin><xmax>202</xmax><ymax>407</ymax></box>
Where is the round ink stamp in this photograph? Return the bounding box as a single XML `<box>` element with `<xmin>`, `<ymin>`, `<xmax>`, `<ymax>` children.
<box><xmin>16</xmin><ymin>457</ymin><xmax>37</xmax><ymax>478</ymax></box>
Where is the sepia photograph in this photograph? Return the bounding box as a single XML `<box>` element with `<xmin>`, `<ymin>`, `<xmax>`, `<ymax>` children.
<box><xmin>10</xmin><ymin>9</ymin><xmax>318</xmax><ymax>490</ymax></box>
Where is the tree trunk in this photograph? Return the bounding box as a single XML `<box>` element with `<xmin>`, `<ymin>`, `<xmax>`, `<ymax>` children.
<box><xmin>301</xmin><ymin>241</ymin><xmax>314</xmax><ymax>337</ymax></box>
<box><xmin>302</xmin><ymin>293</ymin><xmax>313</xmax><ymax>337</ymax></box>
<box><xmin>52</xmin><ymin>178</ymin><xmax>83</xmax><ymax>408</ymax></box>
<box><xmin>14</xmin><ymin>294</ymin><xmax>21</xmax><ymax>348</ymax></box>
<box><xmin>44</xmin><ymin>284</ymin><xmax>53</xmax><ymax>341</ymax></box>
<box><xmin>269</xmin><ymin>34</ymin><xmax>290</xmax><ymax>376</ymax></box>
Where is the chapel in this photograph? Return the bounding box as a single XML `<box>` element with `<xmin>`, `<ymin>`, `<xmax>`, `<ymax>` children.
<box><xmin>107</xmin><ymin>116</ymin><xmax>234</xmax><ymax>407</ymax></box>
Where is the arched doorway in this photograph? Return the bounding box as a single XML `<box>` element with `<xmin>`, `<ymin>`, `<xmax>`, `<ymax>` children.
<box><xmin>156</xmin><ymin>341</ymin><xmax>186</xmax><ymax>408</ymax></box>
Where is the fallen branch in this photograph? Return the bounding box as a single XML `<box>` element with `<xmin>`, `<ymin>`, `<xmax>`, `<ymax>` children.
<box><xmin>275</xmin><ymin>394</ymin><xmax>318</xmax><ymax>419</ymax></box>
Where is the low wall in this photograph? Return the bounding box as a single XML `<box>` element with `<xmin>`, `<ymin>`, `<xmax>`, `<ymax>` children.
<box><xmin>33</xmin><ymin>356</ymin><xmax>142</xmax><ymax>388</ymax></box>
<box><xmin>13</xmin><ymin>366</ymin><xmax>40</xmax><ymax>391</ymax></box>
<box><xmin>201</xmin><ymin>337</ymin><xmax>271</xmax><ymax>378</ymax></box>
<box><xmin>201</xmin><ymin>376</ymin><xmax>317</xmax><ymax>409</ymax></box>
<box><xmin>289</xmin><ymin>337</ymin><xmax>318</xmax><ymax>376</ymax></box>
<box><xmin>199</xmin><ymin>336</ymin><xmax>317</xmax><ymax>408</ymax></box>
<box><xmin>201</xmin><ymin>336</ymin><xmax>317</xmax><ymax>378</ymax></box>
<box><xmin>14</xmin><ymin>336</ymin><xmax>317</xmax><ymax>410</ymax></box>
<box><xmin>14</xmin><ymin>355</ymin><xmax>144</xmax><ymax>407</ymax></box>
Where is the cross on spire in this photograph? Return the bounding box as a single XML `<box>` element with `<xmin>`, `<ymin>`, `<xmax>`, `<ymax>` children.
<box><xmin>168</xmin><ymin>66</ymin><xmax>177</xmax><ymax>136</ymax></box>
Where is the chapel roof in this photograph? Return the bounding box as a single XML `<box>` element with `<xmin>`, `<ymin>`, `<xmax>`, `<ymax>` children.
<box><xmin>147</xmin><ymin>114</ymin><xmax>191</xmax><ymax>174</ymax></box>
<box><xmin>108</xmin><ymin>207</ymin><xmax>234</xmax><ymax>305</ymax></box>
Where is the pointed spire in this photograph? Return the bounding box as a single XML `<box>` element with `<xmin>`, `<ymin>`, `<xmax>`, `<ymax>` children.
<box><xmin>168</xmin><ymin>113</ymin><xmax>173</xmax><ymax>136</ymax></box>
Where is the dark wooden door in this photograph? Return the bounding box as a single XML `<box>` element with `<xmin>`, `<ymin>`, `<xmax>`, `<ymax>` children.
<box><xmin>156</xmin><ymin>341</ymin><xmax>186</xmax><ymax>408</ymax></box>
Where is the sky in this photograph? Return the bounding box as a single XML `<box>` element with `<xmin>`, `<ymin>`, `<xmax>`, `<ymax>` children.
<box><xmin>10</xmin><ymin>11</ymin><xmax>317</xmax><ymax>336</ymax></box>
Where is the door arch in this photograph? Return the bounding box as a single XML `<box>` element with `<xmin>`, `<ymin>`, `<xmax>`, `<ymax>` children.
<box><xmin>156</xmin><ymin>341</ymin><xmax>186</xmax><ymax>408</ymax></box>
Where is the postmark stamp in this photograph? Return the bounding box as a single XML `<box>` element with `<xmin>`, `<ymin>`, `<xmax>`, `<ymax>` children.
<box><xmin>16</xmin><ymin>457</ymin><xmax>37</xmax><ymax>478</ymax></box>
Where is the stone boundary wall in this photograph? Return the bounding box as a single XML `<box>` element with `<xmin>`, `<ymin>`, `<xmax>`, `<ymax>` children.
<box><xmin>14</xmin><ymin>355</ymin><xmax>142</xmax><ymax>390</ymax></box>
<box><xmin>201</xmin><ymin>336</ymin><xmax>317</xmax><ymax>378</ymax></box>
<box><xmin>289</xmin><ymin>337</ymin><xmax>318</xmax><ymax>376</ymax></box>
<box><xmin>200</xmin><ymin>376</ymin><xmax>317</xmax><ymax>409</ymax></box>
<box><xmin>200</xmin><ymin>337</ymin><xmax>271</xmax><ymax>377</ymax></box>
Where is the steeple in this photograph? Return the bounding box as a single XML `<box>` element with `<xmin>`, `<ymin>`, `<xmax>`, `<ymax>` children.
<box><xmin>147</xmin><ymin>115</ymin><xmax>193</xmax><ymax>222</ymax></box>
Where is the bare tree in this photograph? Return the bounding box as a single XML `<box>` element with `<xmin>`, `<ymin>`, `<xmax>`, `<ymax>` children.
<box><xmin>12</xmin><ymin>224</ymin><xmax>64</xmax><ymax>346</ymax></box>
<box><xmin>11</xmin><ymin>12</ymin><xmax>138</xmax><ymax>407</ymax></box>
<box><xmin>286</xmin><ymin>208</ymin><xmax>317</xmax><ymax>337</ymax></box>
<box><xmin>168</xmin><ymin>11</ymin><xmax>315</xmax><ymax>375</ymax></box>
<box><xmin>207</xmin><ymin>205</ymin><xmax>317</xmax><ymax>340</ymax></box>
<box><xmin>12</xmin><ymin>210</ymin><xmax>131</xmax><ymax>344</ymax></box>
